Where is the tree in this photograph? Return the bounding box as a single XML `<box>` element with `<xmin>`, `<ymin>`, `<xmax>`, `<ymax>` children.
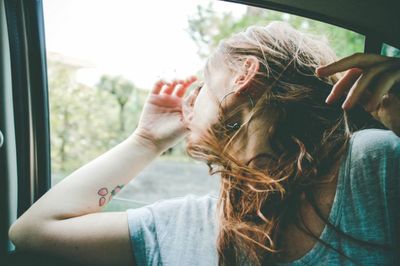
<box><xmin>48</xmin><ymin>54</ymin><xmax>122</xmax><ymax>178</ymax></box>
<box><xmin>48</xmin><ymin>58</ymin><xmax>81</xmax><ymax>173</ymax></box>
<box><xmin>97</xmin><ymin>75</ymin><xmax>136</xmax><ymax>133</ymax></box>
<box><xmin>188</xmin><ymin>3</ymin><xmax>364</xmax><ymax>60</ymax></box>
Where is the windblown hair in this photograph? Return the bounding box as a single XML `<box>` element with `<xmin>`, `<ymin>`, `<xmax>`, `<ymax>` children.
<box><xmin>187</xmin><ymin>22</ymin><xmax>385</xmax><ymax>265</ymax></box>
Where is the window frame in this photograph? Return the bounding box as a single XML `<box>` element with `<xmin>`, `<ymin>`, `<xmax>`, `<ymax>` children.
<box><xmin>1</xmin><ymin>0</ymin><xmax>50</xmax><ymax>260</ymax></box>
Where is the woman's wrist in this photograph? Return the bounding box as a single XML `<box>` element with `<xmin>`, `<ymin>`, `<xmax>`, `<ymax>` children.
<box><xmin>128</xmin><ymin>130</ymin><xmax>165</xmax><ymax>155</ymax></box>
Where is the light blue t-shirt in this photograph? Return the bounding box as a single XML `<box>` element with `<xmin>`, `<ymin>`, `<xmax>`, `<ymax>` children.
<box><xmin>126</xmin><ymin>129</ymin><xmax>400</xmax><ymax>265</ymax></box>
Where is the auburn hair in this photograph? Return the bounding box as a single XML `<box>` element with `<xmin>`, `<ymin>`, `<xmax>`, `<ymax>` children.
<box><xmin>186</xmin><ymin>22</ymin><xmax>386</xmax><ymax>265</ymax></box>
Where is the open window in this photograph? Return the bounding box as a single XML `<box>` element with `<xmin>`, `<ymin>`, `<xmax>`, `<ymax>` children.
<box><xmin>43</xmin><ymin>0</ymin><xmax>366</xmax><ymax>213</ymax></box>
<box><xmin>1</xmin><ymin>0</ymin><xmax>399</xmax><ymax>265</ymax></box>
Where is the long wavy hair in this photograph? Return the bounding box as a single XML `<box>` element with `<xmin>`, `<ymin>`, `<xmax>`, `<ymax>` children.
<box><xmin>186</xmin><ymin>22</ymin><xmax>385</xmax><ymax>265</ymax></box>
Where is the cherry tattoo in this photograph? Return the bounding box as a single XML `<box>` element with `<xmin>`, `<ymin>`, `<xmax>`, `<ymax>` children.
<box><xmin>97</xmin><ymin>185</ymin><xmax>124</xmax><ymax>206</ymax></box>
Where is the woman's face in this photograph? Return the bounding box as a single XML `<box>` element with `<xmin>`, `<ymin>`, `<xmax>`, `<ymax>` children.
<box><xmin>187</xmin><ymin>61</ymin><xmax>235</xmax><ymax>143</ymax></box>
<box><xmin>186</xmin><ymin>58</ymin><xmax>274</xmax><ymax>165</ymax></box>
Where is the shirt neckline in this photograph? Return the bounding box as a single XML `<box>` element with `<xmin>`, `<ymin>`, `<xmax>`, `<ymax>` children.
<box><xmin>276</xmin><ymin>133</ymin><xmax>355</xmax><ymax>265</ymax></box>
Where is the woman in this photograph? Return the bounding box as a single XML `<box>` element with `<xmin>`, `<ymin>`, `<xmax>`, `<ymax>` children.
<box><xmin>9</xmin><ymin>22</ymin><xmax>400</xmax><ymax>265</ymax></box>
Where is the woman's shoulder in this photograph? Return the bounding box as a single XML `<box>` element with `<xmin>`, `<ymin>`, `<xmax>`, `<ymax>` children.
<box><xmin>125</xmin><ymin>194</ymin><xmax>219</xmax><ymax>265</ymax></box>
<box><xmin>149</xmin><ymin>193</ymin><xmax>217</xmax><ymax>219</ymax></box>
<box><xmin>148</xmin><ymin>193</ymin><xmax>218</xmax><ymax>211</ymax></box>
<box><xmin>344</xmin><ymin>129</ymin><xmax>400</xmax><ymax>195</ymax></box>
<box><xmin>350</xmin><ymin>129</ymin><xmax>400</xmax><ymax>153</ymax></box>
<box><xmin>126</xmin><ymin>193</ymin><xmax>218</xmax><ymax>230</ymax></box>
<box><xmin>349</xmin><ymin>129</ymin><xmax>400</xmax><ymax>162</ymax></box>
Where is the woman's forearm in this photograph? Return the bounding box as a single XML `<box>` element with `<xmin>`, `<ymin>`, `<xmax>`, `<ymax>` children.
<box><xmin>15</xmin><ymin>134</ymin><xmax>162</xmax><ymax>223</ymax></box>
<box><xmin>11</xmin><ymin>76</ymin><xmax>196</xmax><ymax>241</ymax></box>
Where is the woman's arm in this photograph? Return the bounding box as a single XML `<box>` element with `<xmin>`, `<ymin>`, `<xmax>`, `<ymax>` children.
<box><xmin>316</xmin><ymin>53</ymin><xmax>400</xmax><ymax>135</ymax></box>
<box><xmin>12</xmin><ymin>135</ymin><xmax>161</xmax><ymax>222</ymax></box>
<box><xmin>8</xmin><ymin>77</ymin><xmax>198</xmax><ymax>265</ymax></box>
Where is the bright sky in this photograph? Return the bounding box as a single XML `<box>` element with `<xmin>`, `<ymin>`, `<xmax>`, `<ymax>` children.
<box><xmin>43</xmin><ymin>0</ymin><xmax>246</xmax><ymax>89</ymax></box>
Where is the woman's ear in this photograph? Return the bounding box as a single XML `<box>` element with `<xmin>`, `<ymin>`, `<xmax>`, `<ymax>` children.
<box><xmin>233</xmin><ymin>56</ymin><xmax>259</xmax><ymax>94</ymax></box>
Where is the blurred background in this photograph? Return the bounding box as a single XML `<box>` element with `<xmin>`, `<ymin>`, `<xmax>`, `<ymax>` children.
<box><xmin>43</xmin><ymin>0</ymin><xmax>399</xmax><ymax>211</ymax></box>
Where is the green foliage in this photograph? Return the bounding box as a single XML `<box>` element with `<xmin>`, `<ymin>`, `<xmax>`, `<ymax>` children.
<box><xmin>188</xmin><ymin>3</ymin><xmax>365</xmax><ymax>59</ymax></box>
<box><xmin>97</xmin><ymin>75</ymin><xmax>135</xmax><ymax>107</ymax></box>
<box><xmin>382</xmin><ymin>43</ymin><xmax>400</xmax><ymax>58</ymax></box>
<box><xmin>97</xmin><ymin>75</ymin><xmax>137</xmax><ymax>132</ymax></box>
<box><xmin>48</xmin><ymin>59</ymin><xmax>146</xmax><ymax>177</ymax></box>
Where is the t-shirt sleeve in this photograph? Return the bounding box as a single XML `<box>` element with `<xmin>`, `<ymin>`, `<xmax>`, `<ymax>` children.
<box><xmin>125</xmin><ymin>194</ymin><xmax>218</xmax><ymax>266</ymax></box>
<box><xmin>347</xmin><ymin>129</ymin><xmax>400</xmax><ymax>245</ymax></box>
<box><xmin>349</xmin><ymin>129</ymin><xmax>400</xmax><ymax>196</ymax></box>
<box><xmin>126</xmin><ymin>196</ymin><xmax>187</xmax><ymax>265</ymax></box>
<box><xmin>126</xmin><ymin>203</ymin><xmax>160</xmax><ymax>265</ymax></box>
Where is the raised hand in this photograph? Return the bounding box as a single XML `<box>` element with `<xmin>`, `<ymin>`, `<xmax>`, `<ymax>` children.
<box><xmin>133</xmin><ymin>76</ymin><xmax>198</xmax><ymax>152</ymax></box>
<box><xmin>316</xmin><ymin>53</ymin><xmax>400</xmax><ymax>111</ymax></box>
<box><xmin>316</xmin><ymin>53</ymin><xmax>400</xmax><ymax>135</ymax></box>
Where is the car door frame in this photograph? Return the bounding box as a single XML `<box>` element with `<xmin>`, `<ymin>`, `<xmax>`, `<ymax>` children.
<box><xmin>1</xmin><ymin>0</ymin><xmax>53</xmax><ymax>264</ymax></box>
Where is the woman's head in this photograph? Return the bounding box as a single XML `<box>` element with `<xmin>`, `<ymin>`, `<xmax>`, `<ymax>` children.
<box><xmin>188</xmin><ymin>21</ymin><xmax>341</xmax><ymax>164</ymax></box>
<box><xmin>186</xmin><ymin>22</ymin><xmax>382</xmax><ymax>265</ymax></box>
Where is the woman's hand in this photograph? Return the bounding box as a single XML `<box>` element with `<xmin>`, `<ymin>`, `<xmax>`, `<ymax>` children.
<box><xmin>132</xmin><ymin>76</ymin><xmax>198</xmax><ymax>152</ymax></box>
<box><xmin>316</xmin><ymin>53</ymin><xmax>400</xmax><ymax>135</ymax></box>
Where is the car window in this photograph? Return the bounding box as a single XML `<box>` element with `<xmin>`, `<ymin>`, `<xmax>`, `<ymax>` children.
<box><xmin>42</xmin><ymin>0</ymin><xmax>365</xmax><ymax>211</ymax></box>
<box><xmin>381</xmin><ymin>43</ymin><xmax>400</xmax><ymax>58</ymax></box>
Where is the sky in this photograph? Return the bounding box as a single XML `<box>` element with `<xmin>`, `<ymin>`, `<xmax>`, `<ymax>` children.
<box><xmin>43</xmin><ymin>0</ymin><xmax>246</xmax><ymax>89</ymax></box>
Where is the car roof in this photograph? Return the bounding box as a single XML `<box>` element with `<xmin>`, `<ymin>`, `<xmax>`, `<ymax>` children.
<box><xmin>226</xmin><ymin>0</ymin><xmax>400</xmax><ymax>50</ymax></box>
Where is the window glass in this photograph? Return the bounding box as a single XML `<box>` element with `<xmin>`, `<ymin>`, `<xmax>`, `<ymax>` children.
<box><xmin>381</xmin><ymin>43</ymin><xmax>400</xmax><ymax>58</ymax></box>
<box><xmin>43</xmin><ymin>0</ymin><xmax>365</xmax><ymax>211</ymax></box>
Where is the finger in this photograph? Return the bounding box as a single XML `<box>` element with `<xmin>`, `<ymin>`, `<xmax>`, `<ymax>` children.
<box><xmin>182</xmin><ymin>76</ymin><xmax>198</xmax><ymax>87</ymax></box>
<box><xmin>183</xmin><ymin>87</ymin><xmax>200</xmax><ymax>107</ymax></box>
<box><xmin>182</xmin><ymin>89</ymin><xmax>199</xmax><ymax>120</ymax></box>
<box><xmin>342</xmin><ymin>60</ymin><xmax>400</xmax><ymax>110</ymax></box>
<box><xmin>161</xmin><ymin>81</ymin><xmax>177</xmax><ymax>95</ymax></box>
<box><xmin>183</xmin><ymin>87</ymin><xmax>197</xmax><ymax>104</ymax></box>
<box><xmin>186</xmin><ymin>75</ymin><xmax>197</xmax><ymax>84</ymax></box>
<box><xmin>181</xmin><ymin>76</ymin><xmax>197</xmax><ymax>87</ymax></box>
<box><xmin>174</xmin><ymin>83</ymin><xmax>188</xmax><ymax>97</ymax></box>
<box><xmin>326</xmin><ymin>68</ymin><xmax>362</xmax><ymax>104</ymax></box>
<box><xmin>316</xmin><ymin>53</ymin><xmax>389</xmax><ymax>77</ymax></box>
<box><xmin>152</xmin><ymin>80</ymin><xmax>166</xmax><ymax>94</ymax></box>
<box><xmin>365</xmin><ymin>68</ymin><xmax>400</xmax><ymax>111</ymax></box>
<box><xmin>341</xmin><ymin>75</ymin><xmax>364</xmax><ymax>110</ymax></box>
<box><xmin>174</xmin><ymin>76</ymin><xmax>198</xmax><ymax>97</ymax></box>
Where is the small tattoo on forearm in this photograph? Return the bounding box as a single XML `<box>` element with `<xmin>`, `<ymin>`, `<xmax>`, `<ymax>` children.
<box><xmin>97</xmin><ymin>185</ymin><xmax>125</xmax><ymax>206</ymax></box>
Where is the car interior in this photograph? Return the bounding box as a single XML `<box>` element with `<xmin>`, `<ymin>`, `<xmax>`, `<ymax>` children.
<box><xmin>1</xmin><ymin>0</ymin><xmax>399</xmax><ymax>265</ymax></box>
